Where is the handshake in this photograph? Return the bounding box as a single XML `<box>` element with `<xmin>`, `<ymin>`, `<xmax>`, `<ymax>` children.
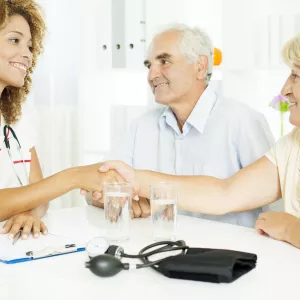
<box><xmin>78</xmin><ymin>160</ymin><xmax>151</xmax><ymax>219</ymax></box>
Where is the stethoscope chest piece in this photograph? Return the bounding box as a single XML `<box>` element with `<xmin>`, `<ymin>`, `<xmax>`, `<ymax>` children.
<box><xmin>85</xmin><ymin>254</ymin><xmax>126</xmax><ymax>277</ymax></box>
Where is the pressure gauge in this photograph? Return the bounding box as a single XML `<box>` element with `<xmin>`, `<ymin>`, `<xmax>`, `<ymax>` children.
<box><xmin>86</xmin><ymin>237</ymin><xmax>110</xmax><ymax>258</ymax></box>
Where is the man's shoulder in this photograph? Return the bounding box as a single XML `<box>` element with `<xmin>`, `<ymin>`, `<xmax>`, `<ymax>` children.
<box><xmin>217</xmin><ymin>96</ymin><xmax>265</xmax><ymax>122</ymax></box>
<box><xmin>134</xmin><ymin>105</ymin><xmax>166</xmax><ymax>125</ymax></box>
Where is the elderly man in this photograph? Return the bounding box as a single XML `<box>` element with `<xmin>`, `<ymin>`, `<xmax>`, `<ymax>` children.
<box><xmin>86</xmin><ymin>23</ymin><xmax>275</xmax><ymax>228</ymax></box>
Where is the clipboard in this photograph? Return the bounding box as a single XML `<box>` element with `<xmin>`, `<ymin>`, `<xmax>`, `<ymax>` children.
<box><xmin>0</xmin><ymin>232</ymin><xmax>85</xmax><ymax>264</ymax></box>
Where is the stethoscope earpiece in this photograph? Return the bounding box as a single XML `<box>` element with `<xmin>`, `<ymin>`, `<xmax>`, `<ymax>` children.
<box><xmin>85</xmin><ymin>254</ymin><xmax>127</xmax><ymax>277</ymax></box>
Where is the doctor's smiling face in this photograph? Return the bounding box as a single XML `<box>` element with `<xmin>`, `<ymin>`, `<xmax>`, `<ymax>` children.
<box><xmin>0</xmin><ymin>0</ymin><xmax>45</xmax><ymax>125</ymax></box>
<box><xmin>0</xmin><ymin>14</ymin><xmax>33</xmax><ymax>91</ymax></box>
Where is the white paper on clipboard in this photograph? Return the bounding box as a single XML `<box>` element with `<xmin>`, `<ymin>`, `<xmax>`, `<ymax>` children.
<box><xmin>0</xmin><ymin>232</ymin><xmax>85</xmax><ymax>263</ymax></box>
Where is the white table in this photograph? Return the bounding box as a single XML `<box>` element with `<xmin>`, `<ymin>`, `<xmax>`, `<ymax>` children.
<box><xmin>0</xmin><ymin>206</ymin><xmax>299</xmax><ymax>300</ymax></box>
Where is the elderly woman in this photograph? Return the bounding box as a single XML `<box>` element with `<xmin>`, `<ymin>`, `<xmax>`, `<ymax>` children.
<box><xmin>98</xmin><ymin>33</ymin><xmax>300</xmax><ymax>248</ymax></box>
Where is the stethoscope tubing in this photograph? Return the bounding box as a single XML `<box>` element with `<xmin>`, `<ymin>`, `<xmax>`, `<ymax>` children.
<box><xmin>122</xmin><ymin>240</ymin><xmax>189</xmax><ymax>269</ymax></box>
<box><xmin>3</xmin><ymin>125</ymin><xmax>29</xmax><ymax>186</ymax></box>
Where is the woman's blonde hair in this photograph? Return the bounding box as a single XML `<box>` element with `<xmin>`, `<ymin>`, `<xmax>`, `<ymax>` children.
<box><xmin>0</xmin><ymin>0</ymin><xmax>46</xmax><ymax>124</ymax></box>
<box><xmin>282</xmin><ymin>34</ymin><xmax>300</xmax><ymax>68</ymax></box>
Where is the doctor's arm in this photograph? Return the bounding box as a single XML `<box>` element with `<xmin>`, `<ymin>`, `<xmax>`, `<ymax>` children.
<box><xmin>0</xmin><ymin>161</ymin><xmax>122</xmax><ymax>231</ymax></box>
<box><xmin>101</xmin><ymin>156</ymin><xmax>281</xmax><ymax>215</ymax></box>
<box><xmin>0</xmin><ymin>147</ymin><xmax>49</xmax><ymax>238</ymax></box>
<box><xmin>28</xmin><ymin>147</ymin><xmax>49</xmax><ymax>217</ymax></box>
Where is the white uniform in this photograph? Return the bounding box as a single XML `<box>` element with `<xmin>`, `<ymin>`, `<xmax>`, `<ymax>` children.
<box><xmin>0</xmin><ymin>115</ymin><xmax>35</xmax><ymax>189</ymax></box>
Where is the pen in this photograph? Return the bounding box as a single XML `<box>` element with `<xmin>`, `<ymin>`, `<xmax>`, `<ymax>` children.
<box><xmin>13</xmin><ymin>230</ymin><xmax>22</xmax><ymax>245</ymax></box>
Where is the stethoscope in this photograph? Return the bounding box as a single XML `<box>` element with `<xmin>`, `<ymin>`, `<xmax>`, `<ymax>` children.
<box><xmin>3</xmin><ymin>125</ymin><xmax>29</xmax><ymax>186</ymax></box>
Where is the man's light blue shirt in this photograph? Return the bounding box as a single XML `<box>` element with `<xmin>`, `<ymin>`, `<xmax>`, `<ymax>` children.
<box><xmin>108</xmin><ymin>86</ymin><xmax>275</xmax><ymax>227</ymax></box>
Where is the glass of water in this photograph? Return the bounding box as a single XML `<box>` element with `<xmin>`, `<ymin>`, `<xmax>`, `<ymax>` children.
<box><xmin>103</xmin><ymin>182</ymin><xmax>132</xmax><ymax>241</ymax></box>
<box><xmin>150</xmin><ymin>182</ymin><xmax>178</xmax><ymax>241</ymax></box>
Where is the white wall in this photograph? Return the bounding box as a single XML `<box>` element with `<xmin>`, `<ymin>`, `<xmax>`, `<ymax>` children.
<box><xmin>145</xmin><ymin>0</ymin><xmax>223</xmax><ymax>48</ymax></box>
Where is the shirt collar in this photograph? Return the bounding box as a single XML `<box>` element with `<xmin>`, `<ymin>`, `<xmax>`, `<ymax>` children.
<box><xmin>160</xmin><ymin>106</ymin><xmax>181</xmax><ymax>135</ymax></box>
<box><xmin>159</xmin><ymin>85</ymin><xmax>218</xmax><ymax>135</ymax></box>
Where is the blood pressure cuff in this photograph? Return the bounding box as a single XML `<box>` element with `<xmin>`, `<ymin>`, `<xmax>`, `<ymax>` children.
<box><xmin>155</xmin><ymin>248</ymin><xmax>257</xmax><ymax>283</ymax></box>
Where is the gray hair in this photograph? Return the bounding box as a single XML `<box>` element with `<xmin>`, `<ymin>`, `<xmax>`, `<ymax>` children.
<box><xmin>154</xmin><ymin>23</ymin><xmax>214</xmax><ymax>84</ymax></box>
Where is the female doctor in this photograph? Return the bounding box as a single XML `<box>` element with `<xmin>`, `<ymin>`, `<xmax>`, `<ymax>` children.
<box><xmin>0</xmin><ymin>0</ymin><xmax>120</xmax><ymax>239</ymax></box>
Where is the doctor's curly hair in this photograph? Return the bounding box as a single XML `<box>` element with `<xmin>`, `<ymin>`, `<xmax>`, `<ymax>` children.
<box><xmin>0</xmin><ymin>0</ymin><xmax>46</xmax><ymax>125</ymax></box>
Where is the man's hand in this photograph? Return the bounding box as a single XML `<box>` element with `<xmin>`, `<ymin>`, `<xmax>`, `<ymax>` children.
<box><xmin>131</xmin><ymin>197</ymin><xmax>151</xmax><ymax>218</ymax></box>
<box><xmin>86</xmin><ymin>195</ymin><xmax>150</xmax><ymax>219</ymax></box>
<box><xmin>255</xmin><ymin>212</ymin><xmax>300</xmax><ymax>243</ymax></box>
<box><xmin>0</xmin><ymin>211</ymin><xmax>47</xmax><ymax>239</ymax></box>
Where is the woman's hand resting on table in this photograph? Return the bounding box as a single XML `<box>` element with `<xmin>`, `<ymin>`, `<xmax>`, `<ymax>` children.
<box><xmin>256</xmin><ymin>211</ymin><xmax>300</xmax><ymax>248</ymax></box>
<box><xmin>0</xmin><ymin>210</ymin><xmax>47</xmax><ymax>239</ymax></box>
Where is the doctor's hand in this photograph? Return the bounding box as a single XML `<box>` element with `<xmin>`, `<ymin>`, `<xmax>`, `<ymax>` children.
<box><xmin>0</xmin><ymin>211</ymin><xmax>47</xmax><ymax>239</ymax></box>
<box><xmin>76</xmin><ymin>163</ymin><xmax>124</xmax><ymax>193</ymax></box>
<box><xmin>79</xmin><ymin>163</ymin><xmax>126</xmax><ymax>208</ymax></box>
<box><xmin>81</xmin><ymin>161</ymin><xmax>148</xmax><ymax>218</ymax></box>
<box><xmin>255</xmin><ymin>212</ymin><xmax>300</xmax><ymax>243</ymax></box>
<box><xmin>80</xmin><ymin>161</ymin><xmax>139</xmax><ymax>201</ymax></box>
